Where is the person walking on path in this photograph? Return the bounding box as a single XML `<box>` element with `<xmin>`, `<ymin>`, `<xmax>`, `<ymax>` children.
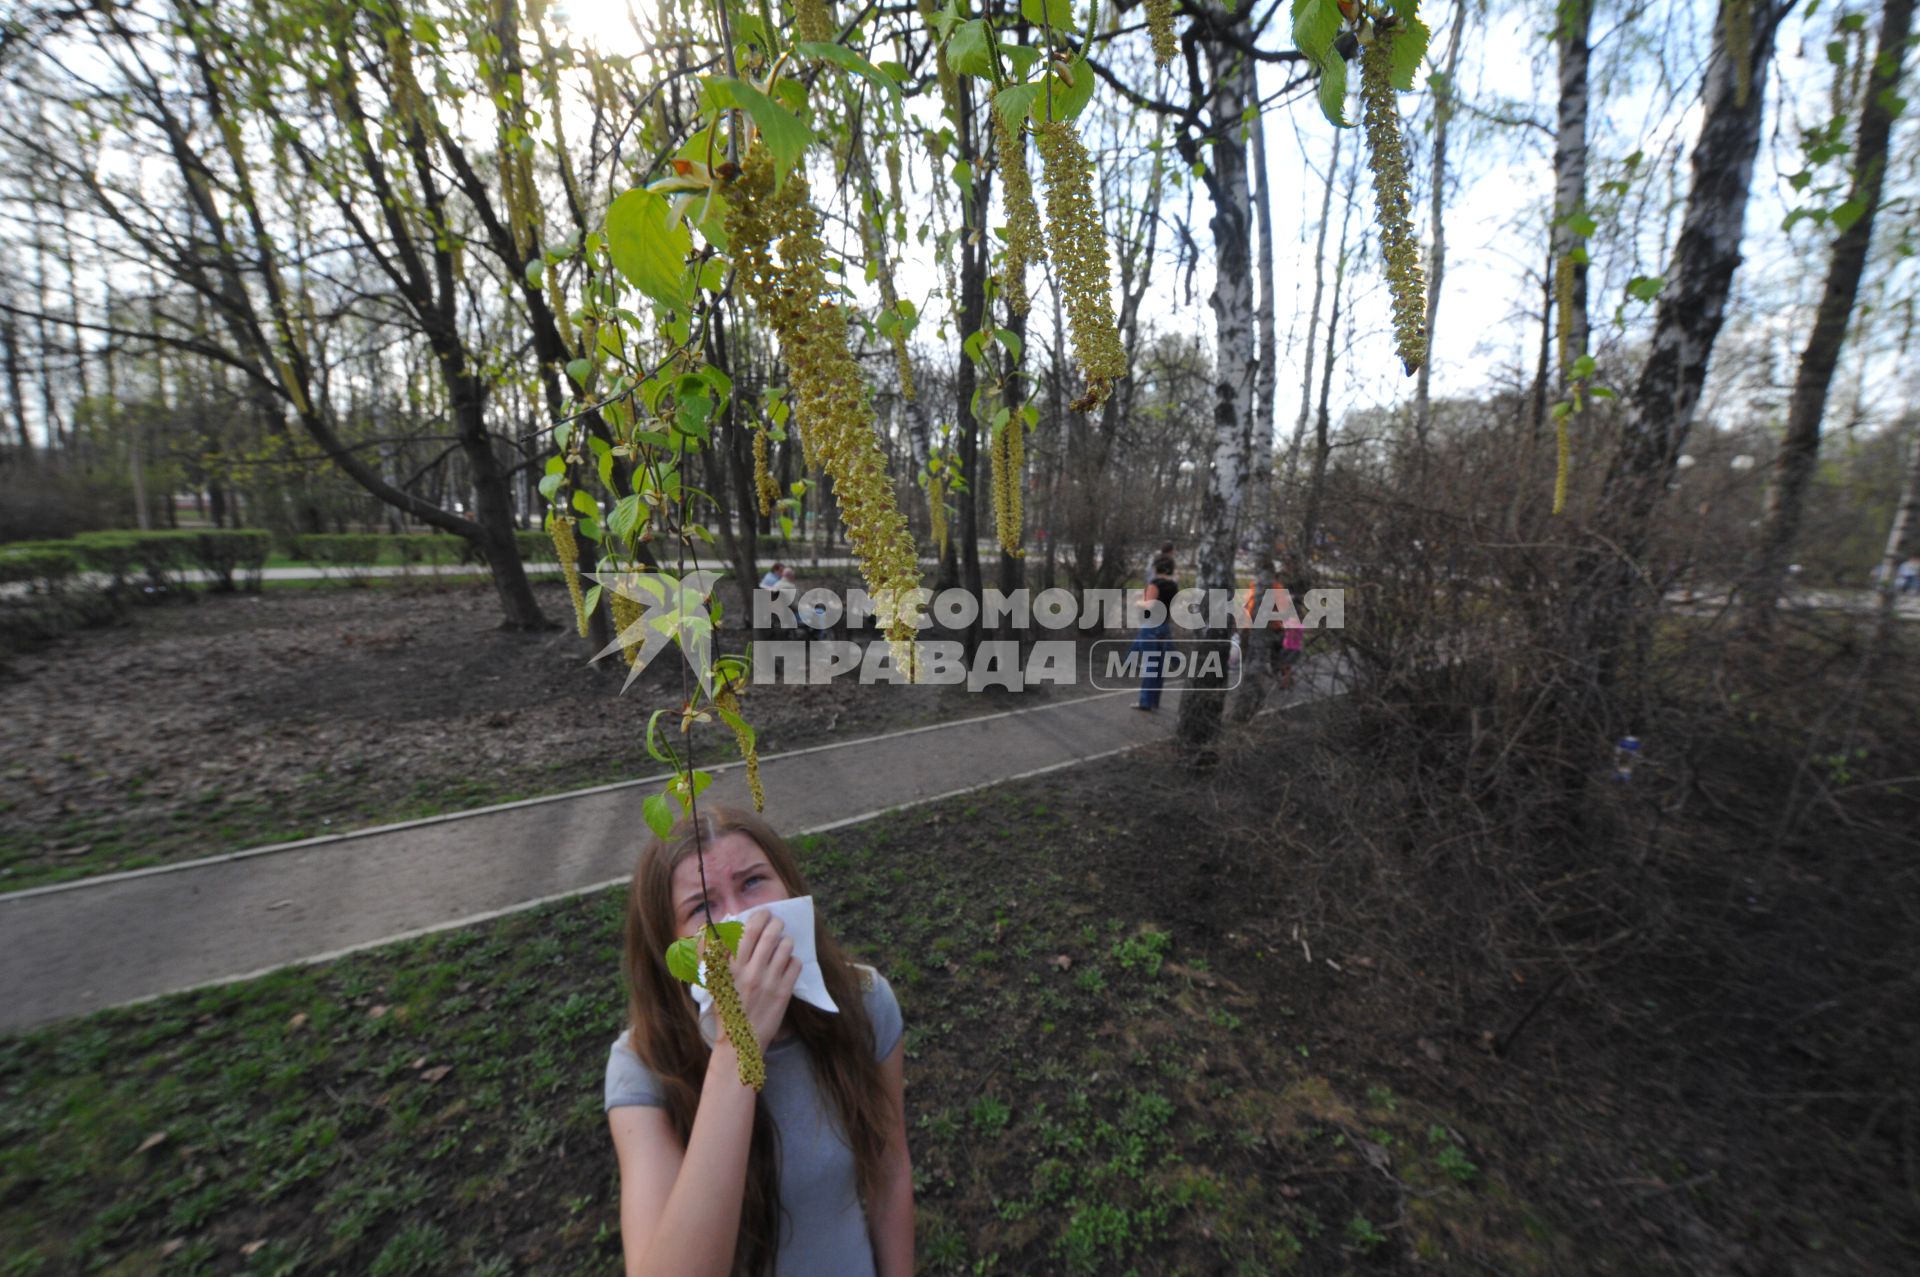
<box><xmin>1242</xmin><ymin>576</ymin><xmax>1304</xmax><ymax>691</ymax></box>
<box><xmin>1132</xmin><ymin>555</ymin><xmax>1180</xmax><ymax>711</ymax></box>
<box><xmin>605</xmin><ymin>807</ymin><xmax>914</xmax><ymax>1277</ymax></box>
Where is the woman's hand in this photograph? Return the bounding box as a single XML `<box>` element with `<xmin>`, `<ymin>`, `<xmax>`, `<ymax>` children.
<box><xmin>725</xmin><ymin>910</ymin><xmax>801</xmax><ymax>1052</ymax></box>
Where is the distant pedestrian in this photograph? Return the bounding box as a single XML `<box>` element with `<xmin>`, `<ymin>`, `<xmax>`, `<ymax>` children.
<box><xmin>1143</xmin><ymin>541</ymin><xmax>1175</xmax><ymax>587</ymax></box>
<box><xmin>1241</xmin><ymin>575</ymin><xmax>1303</xmax><ymax>691</ymax></box>
<box><xmin>1899</xmin><ymin>554</ymin><xmax>1920</xmax><ymax>596</ymax></box>
<box><xmin>1131</xmin><ymin>555</ymin><xmax>1179</xmax><ymax>711</ymax></box>
<box><xmin>759</xmin><ymin>561</ymin><xmax>786</xmax><ymax>592</ymax></box>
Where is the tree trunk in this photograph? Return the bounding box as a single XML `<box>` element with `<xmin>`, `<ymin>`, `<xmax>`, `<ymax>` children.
<box><xmin>1586</xmin><ymin>0</ymin><xmax>1789</xmax><ymax>692</ymax></box>
<box><xmin>1286</xmin><ymin>127</ymin><xmax>1341</xmax><ymax>488</ymax></box>
<box><xmin>1176</xmin><ymin>32</ymin><xmax>1259</xmax><ymax>753</ymax></box>
<box><xmin>1872</xmin><ymin>418</ymin><xmax>1920</xmax><ymax>649</ymax></box>
<box><xmin>1551</xmin><ymin>0</ymin><xmax>1592</xmax><ymax>385</ymax></box>
<box><xmin>1299</xmin><ymin>163</ymin><xmax>1359</xmax><ymax>568</ymax></box>
<box><xmin>952</xmin><ymin>76</ymin><xmax>992</xmax><ymax>640</ymax></box>
<box><xmin>1743</xmin><ymin>0</ymin><xmax>1915</xmax><ymax>626</ymax></box>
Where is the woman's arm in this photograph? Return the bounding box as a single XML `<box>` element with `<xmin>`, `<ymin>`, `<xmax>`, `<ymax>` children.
<box><xmin>607</xmin><ymin>912</ymin><xmax>801</xmax><ymax>1277</ymax></box>
<box><xmin>866</xmin><ymin>1040</ymin><xmax>915</xmax><ymax>1277</ymax></box>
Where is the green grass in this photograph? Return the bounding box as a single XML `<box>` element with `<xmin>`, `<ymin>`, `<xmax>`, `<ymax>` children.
<box><xmin>0</xmin><ymin>771</ymin><xmax>1570</xmax><ymax>1276</ymax></box>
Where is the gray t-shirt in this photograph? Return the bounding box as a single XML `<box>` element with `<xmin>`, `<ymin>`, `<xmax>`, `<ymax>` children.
<box><xmin>605</xmin><ymin>966</ymin><xmax>904</xmax><ymax>1277</ymax></box>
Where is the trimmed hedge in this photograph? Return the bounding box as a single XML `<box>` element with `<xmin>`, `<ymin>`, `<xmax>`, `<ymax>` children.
<box><xmin>0</xmin><ymin>544</ymin><xmax>80</xmax><ymax>591</ymax></box>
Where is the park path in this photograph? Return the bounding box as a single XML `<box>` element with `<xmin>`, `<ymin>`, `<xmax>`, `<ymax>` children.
<box><xmin>0</xmin><ymin>667</ymin><xmax>1329</xmax><ymax>1034</ymax></box>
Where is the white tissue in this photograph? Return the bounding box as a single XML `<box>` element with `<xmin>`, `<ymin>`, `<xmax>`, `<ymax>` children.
<box><xmin>689</xmin><ymin>895</ymin><xmax>840</xmax><ymax>1016</ymax></box>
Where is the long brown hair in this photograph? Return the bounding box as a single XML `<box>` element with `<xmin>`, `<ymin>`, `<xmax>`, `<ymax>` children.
<box><xmin>621</xmin><ymin>806</ymin><xmax>894</xmax><ymax>1276</ymax></box>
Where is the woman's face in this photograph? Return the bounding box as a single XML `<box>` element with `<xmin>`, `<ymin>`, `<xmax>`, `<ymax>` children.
<box><xmin>669</xmin><ymin>831</ymin><xmax>791</xmax><ymax>937</ymax></box>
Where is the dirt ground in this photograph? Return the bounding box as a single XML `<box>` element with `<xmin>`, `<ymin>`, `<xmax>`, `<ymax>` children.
<box><xmin>0</xmin><ymin>578</ymin><xmax>1100</xmax><ymax>890</ymax></box>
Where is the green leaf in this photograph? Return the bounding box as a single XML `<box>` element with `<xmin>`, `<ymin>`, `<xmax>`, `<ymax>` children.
<box><xmin>1315</xmin><ymin>52</ymin><xmax>1349</xmax><ymax>127</ymax></box>
<box><xmin>571</xmin><ymin>489</ymin><xmax>599</xmax><ymax>519</ymax></box>
<box><xmin>524</xmin><ymin>258</ymin><xmax>545</xmax><ymax>287</ymax></box>
<box><xmin>994</xmin><ymin>327</ymin><xmax>1022</xmax><ymax>362</ymax></box>
<box><xmin>1292</xmin><ymin>0</ymin><xmax>1343</xmax><ymax>65</ymax></box>
<box><xmin>1566</xmin><ymin>210</ymin><xmax>1598</xmax><ymax>239</ymax></box>
<box><xmin>590</xmin><ymin>435</ymin><xmax>615</xmax><ymax>490</ymax></box>
<box><xmin>646</xmin><ymin>708</ymin><xmax>674</xmax><ymax>764</ymax></box>
<box><xmin>566</xmin><ymin>357</ymin><xmax>593</xmax><ymax>388</ymax></box>
<box><xmin>1001</xmin><ymin>44</ymin><xmax>1041</xmax><ymax>77</ymax></box>
<box><xmin>583</xmin><ymin>582</ymin><xmax>604</xmax><ymax>615</ymax></box>
<box><xmin>1624</xmin><ymin>275</ymin><xmax>1664</xmax><ymax>302</ymax></box>
<box><xmin>1020</xmin><ymin>0</ymin><xmax>1073</xmax><ymax>26</ymax></box>
<box><xmin>702</xmin><ymin>77</ymin><xmax>812</xmax><ymax>187</ymax></box>
<box><xmin>666</xmin><ymin>935</ymin><xmax>702</xmax><ymax>985</ymax></box>
<box><xmin>643</xmin><ymin>791</ymin><xmax>675</xmax><ymax>838</ymax></box>
<box><xmin>605</xmin><ymin>188</ymin><xmax>691</xmax><ymax>310</ymax></box>
<box><xmin>1031</xmin><ymin>61</ymin><xmax>1095</xmax><ymax>123</ymax></box>
<box><xmin>994</xmin><ymin>82</ymin><xmax>1042</xmax><ymax>127</ymax></box>
<box><xmin>1590</xmin><ymin>385</ymin><xmax>1617</xmax><ymax>401</ymax></box>
<box><xmin>947</xmin><ymin>19</ymin><xmax>995</xmax><ymax>78</ymax></box>
<box><xmin>1830</xmin><ymin>195</ymin><xmax>1868</xmax><ymax>232</ymax></box>
<box><xmin>1388</xmin><ymin>15</ymin><xmax>1429</xmax><ymax>92</ymax></box>
<box><xmin>608</xmin><ymin>493</ymin><xmax>644</xmax><ymax>542</ymax></box>
<box><xmin>1570</xmin><ymin>353</ymin><xmax>1597</xmax><ymax>381</ymax></box>
<box><xmin>1826</xmin><ymin>39</ymin><xmax>1848</xmax><ymax>67</ymax></box>
<box><xmin>538</xmin><ymin>472</ymin><xmax>564</xmax><ymax>501</ymax></box>
<box><xmin>795</xmin><ymin>41</ymin><xmax>902</xmax><ymax>100</ymax></box>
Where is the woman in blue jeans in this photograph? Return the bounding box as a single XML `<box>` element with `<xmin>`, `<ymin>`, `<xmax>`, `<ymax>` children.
<box><xmin>1132</xmin><ymin>556</ymin><xmax>1179</xmax><ymax>710</ymax></box>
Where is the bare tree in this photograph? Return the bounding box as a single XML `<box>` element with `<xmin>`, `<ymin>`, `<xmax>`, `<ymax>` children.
<box><xmin>1743</xmin><ymin>0</ymin><xmax>1915</xmax><ymax>626</ymax></box>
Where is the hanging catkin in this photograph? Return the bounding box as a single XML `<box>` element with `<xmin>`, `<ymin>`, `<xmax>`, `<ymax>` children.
<box><xmin>1034</xmin><ymin>120</ymin><xmax>1127</xmax><ymax>410</ymax></box>
<box><xmin>1359</xmin><ymin>28</ymin><xmax>1428</xmax><ymax>376</ymax></box>
<box><xmin>753</xmin><ymin>428</ymin><xmax>778</xmax><ymax>518</ymax></box>
<box><xmin>714</xmin><ymin>684</ymin><xmax>763</xmax><ymax>811</ymax></box>
<box><xmin>702</xmin><ymin>929</ymin><xmax>765</xmax><ymax>1091</ymax></box>
<box><xmin>550</xmin><ymin>514</ymin><xmax>589</xmax><ymax>637</ymax></box>
<box><xmin>995</xmin><ymin>109</ymin><xmax>1047</xmax><ymax>317</ymax></box>
<box><xmin>726</xmin><ymin>147</ymin><xmax>923</xmax><ymax>675</ymax></box>
<box><xmin>1146</xmin><ymin>0</ymin><xmax>1178</xmax><ymax>66</ymax></box>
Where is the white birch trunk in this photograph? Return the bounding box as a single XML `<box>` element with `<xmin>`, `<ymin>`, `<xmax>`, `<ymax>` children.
<box><xmin>1177</xmin><ymin>31</ymin><xmax>1260</xmax><ymax>751</ymax></box>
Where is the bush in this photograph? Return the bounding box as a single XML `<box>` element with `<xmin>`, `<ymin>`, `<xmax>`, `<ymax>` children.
<box><xmin>0</xmin><ymin>543</ymin><xmax>80</xmax><ymax>592</ymax></box>
<box><xmin>67</xmin><ymin>533</ymin><xmax>143</xmax><ymax>587</ymax></box>
<box><xmin>291</xmin><ymin>533</ymin><xmax>385</xmax><ymax>584</ymax></box>
<box><xmin>516</xmin><ymin>530</ymin><xmax>554</xmax><ymax>564</ymax></box>
<box><xmin>393</xmin><ymin>535</ymin><xmax>462</xmax><ymax>570</ymax></box>
<box><xmin>0</xmin><ymin>541</ymin><xmax>123</xmax><ymax>658</ymax></box>
<box><xmin>184</xmin><ymin>530</ymin><xmax>272</xmax><ymax>592</ymax></box>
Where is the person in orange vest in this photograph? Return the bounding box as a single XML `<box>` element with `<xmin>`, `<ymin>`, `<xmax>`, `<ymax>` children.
<box><xmin>1241</xmin><ymin>576</ymin><xmax>1304</xmax><ymax>691</ymax></box>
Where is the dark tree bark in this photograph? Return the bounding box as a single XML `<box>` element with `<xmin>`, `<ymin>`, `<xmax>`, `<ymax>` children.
<box><xmin>1743</xmin><ymin>0</ymin><xmax>1915</xmax><ymax>626</ymax></box>
<box><xmin>1584</xmin><ymin>0</ymin><xmax>1790</xmax><ymax>690</ymax></box>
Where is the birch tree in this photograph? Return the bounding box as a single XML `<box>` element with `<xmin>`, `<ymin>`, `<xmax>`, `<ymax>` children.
<box><xmin>1743</xmin><ymin>0</ymin><xmax>1915</xmax><ymax>627</ymax></box>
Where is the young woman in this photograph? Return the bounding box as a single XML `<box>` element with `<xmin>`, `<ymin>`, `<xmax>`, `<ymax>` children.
<box><xmin>605</xmin><ymin>808</ymin><xmax>913</xmax><ymax>1277</ymax></box>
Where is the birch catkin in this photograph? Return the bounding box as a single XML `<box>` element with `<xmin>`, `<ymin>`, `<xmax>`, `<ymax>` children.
<box><xmin>550</xmin><ymin>515</ymin><xmax>589</xmax><ymax>637</ymax></box>
<box><xmin>703</xmin><ymin>930</ymin><xmax>765</xmax><ymax>1091</ymax></box>
<box><xmin>995</xmin><ymin>108</ymin><xmax>1047</xmax><ymax>317</ymax></box>
<box><xmin>1034</xmin><ymin>120</ymin><xmax>1127</xmax><ymax>409</ymax></box>
<box><xmin>1146</xmin><ymin>0</ymin><xmax>1178</xmax><ymax>66</ymax></box>
<box><xmin>726</xmin><ymin>147</ymin><xmax>923</xmax><ymax>675</ymax></box>
<box><xmin>1360</xmin><ymin>29</ymin><xmax>1428</xmax><ymax>377</ymax></box>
